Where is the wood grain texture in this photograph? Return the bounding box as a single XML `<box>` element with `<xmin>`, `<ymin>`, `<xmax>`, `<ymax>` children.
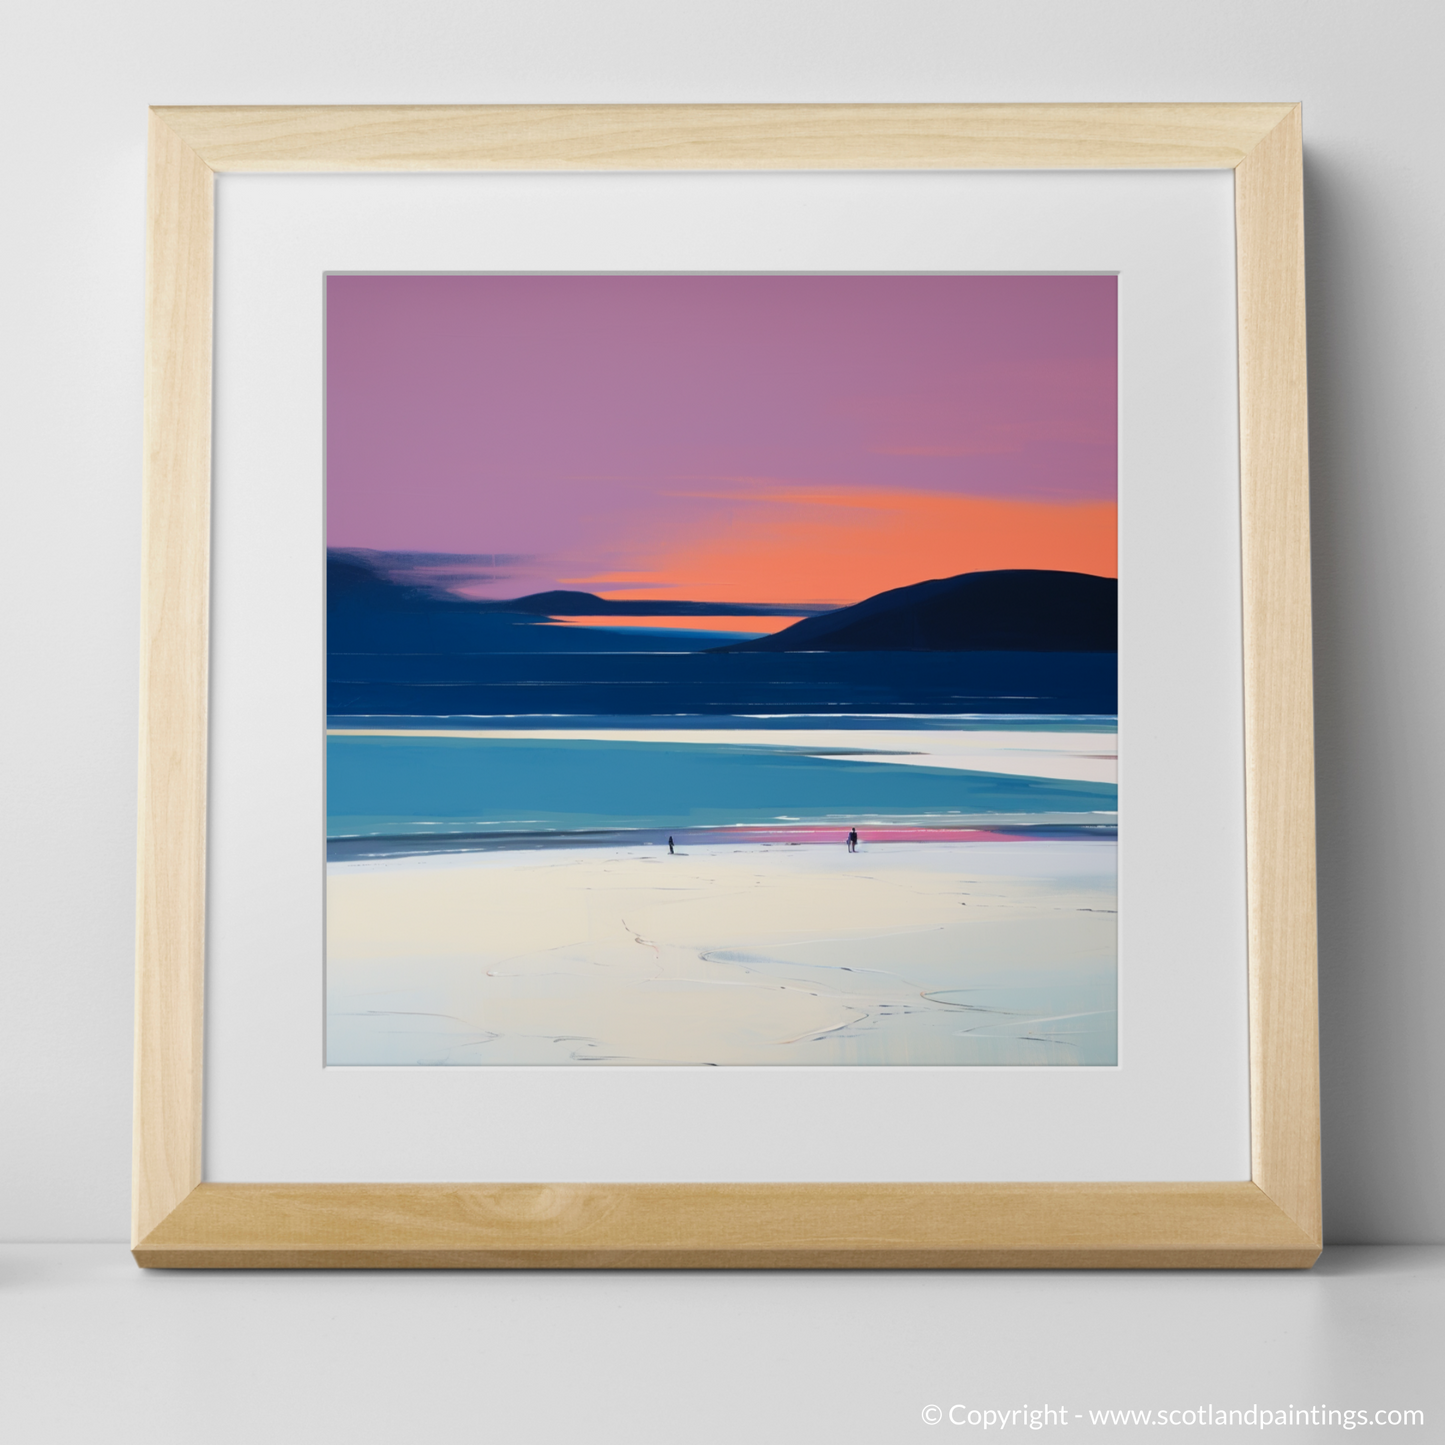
<box><xmin>154</xmin><ymin>102</ymin><xmax>1297</xmax><ymax>173</ymax></box>
<box><xmin>133</xmin><ymin>112</ymin><xmax>214</xmax><ymax>1247</ymax></box>
<box><xmin>135</xmin><ymin>1183</ymin><xmax>1319</xmax><ymax>1269</ymax></box>
<box><xmin>1235</xmin><ymin>107</ymin><xmax>1322</xmax><ymax>1243</ymax></box>
<box><xmin>134</xmin><ymin>102</ymin><xmax>1320</xmax><ymax>1267</ymax></box>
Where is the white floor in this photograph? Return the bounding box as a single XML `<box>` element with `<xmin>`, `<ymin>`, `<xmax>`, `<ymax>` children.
<box><xmin>2</xmin><ymin>1246</ymin><xmax>1440</xmax><ymax>1443</ymax></box>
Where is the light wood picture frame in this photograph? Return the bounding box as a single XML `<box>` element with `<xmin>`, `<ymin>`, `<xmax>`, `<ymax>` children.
<box><xmin>135</xmin><ymin>103</ymin><xmax>1318</xmax><ymax>1269</ymax></box>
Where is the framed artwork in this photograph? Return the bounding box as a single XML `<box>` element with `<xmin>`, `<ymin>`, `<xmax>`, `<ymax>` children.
<box><xmin>135</xmin><ymin>104</ymin><xmax>1319</xmax><ymax>1267</ymax></box>
<box><xmin>325</xmin><ymin>271</ymin><xmax>1119</xmax><ymax>1070</ymax></box>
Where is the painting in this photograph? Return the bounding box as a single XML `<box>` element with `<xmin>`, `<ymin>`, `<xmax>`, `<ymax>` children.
<box><xmin>324</xmin><ymin>273</ymin><xmax>1117</xmax><ymax>1067</ymax></box>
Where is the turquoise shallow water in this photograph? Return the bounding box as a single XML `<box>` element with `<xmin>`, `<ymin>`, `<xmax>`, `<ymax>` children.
<box><xmin>327</xmin><ymin>734</ymin><xmax>1118</xmax><ymax>837</ymax></box>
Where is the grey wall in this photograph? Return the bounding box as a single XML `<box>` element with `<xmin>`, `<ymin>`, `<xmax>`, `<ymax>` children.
<box><xmin>3</xmin><ymin>0</ymin><xmax>1440</xmax><ymax>1243</ymax></box>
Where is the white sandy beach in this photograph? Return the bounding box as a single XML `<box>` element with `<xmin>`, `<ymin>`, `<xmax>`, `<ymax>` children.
<box><xmin>326</xmin><ymin>839</ymin><xmax>1116</xmax><ymax>1066</ymax></box>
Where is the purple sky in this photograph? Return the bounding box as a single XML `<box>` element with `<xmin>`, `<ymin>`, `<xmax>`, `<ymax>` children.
<box><xmin>326</xmin><ymin>274</ymin><xmax>1115</xmax><ymax>602</ymax></box>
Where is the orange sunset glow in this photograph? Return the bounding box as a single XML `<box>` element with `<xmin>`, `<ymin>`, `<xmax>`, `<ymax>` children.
<box><xmin>554</xmin><ymin>615</ymin><xmax>807</xmax><ymax>633</ymax></box>
<box><xmin>566</xmin><ymin>491</ymin><xmax>1117</xmax><ymax>609</ymax></box>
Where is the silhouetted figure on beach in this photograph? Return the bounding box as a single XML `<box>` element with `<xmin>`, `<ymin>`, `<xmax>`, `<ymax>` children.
<box><xmin>847</xmin><ymin>827</ymin><xmax>858</xmax><ymax>853</ymax></box>
<box><xmin>668</xmin><ymin>836</ymin><xmax>675</xmax><ymax>855</ymax></box>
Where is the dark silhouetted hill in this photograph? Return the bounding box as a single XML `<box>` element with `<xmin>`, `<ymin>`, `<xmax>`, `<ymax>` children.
<box><xmin>710</xmin><ymin>570</ymin><xmax>1116</xmax><ymax>653</ymax></box>
<box><xmin>327</xmin><ymin>551</ymin><xmax>822</xmax><ymax>621</ymax></box>
<box><xmin>326</xmin><ymin>551</ymin><xmax>826</xmax><ymax>656</ymax></box>
<box><xmin>470</xmin><ymin>590</ymin><xmax>819</xmax><ymax>618</ymax></box>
